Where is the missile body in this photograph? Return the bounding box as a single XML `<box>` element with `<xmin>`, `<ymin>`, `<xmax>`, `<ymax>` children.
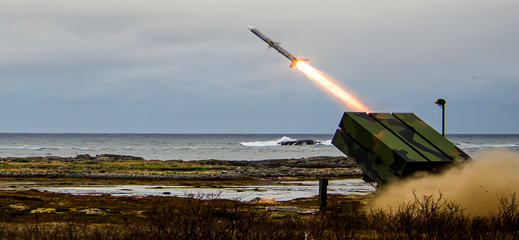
<box><xmin>248</xmin><ymin>25</ymin><xmax>308</xmax><ymax>68</ymax></box>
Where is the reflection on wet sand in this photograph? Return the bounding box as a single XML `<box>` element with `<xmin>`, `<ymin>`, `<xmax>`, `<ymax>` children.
<box><xmin>1</xmin><ymin>179</ymin><xmax>375</xmax><ymax>202</ymax></box>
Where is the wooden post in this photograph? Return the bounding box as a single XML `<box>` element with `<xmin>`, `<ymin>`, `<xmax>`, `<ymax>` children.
<box><xmin>319</xmin><ymin>178</ymin><xmax>328</xmax><ymax>212</ymax></box>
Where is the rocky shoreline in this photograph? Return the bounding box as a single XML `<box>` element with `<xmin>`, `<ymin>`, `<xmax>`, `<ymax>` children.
<box><xmin>0</xmin><ymin>155</ymin><xmax>362</xmax><ymax>181</ymax></box>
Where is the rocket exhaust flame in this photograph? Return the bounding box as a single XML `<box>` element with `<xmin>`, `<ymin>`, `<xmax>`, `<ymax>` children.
<box><xmin>296</xmin><ymin>61</ymin><xmax>370</xmax><ymax>112</ymax></box>
<box><xmin>248</xmin><ymin>25</ymin><xmax>370</xmax><ymax>112</ymax></box>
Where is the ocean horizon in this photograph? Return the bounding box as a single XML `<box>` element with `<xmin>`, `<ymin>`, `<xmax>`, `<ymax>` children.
<box><xmin>0</xmin><ymin>133</ymin><xmax>518</xmax><ymax>160</ymax></box>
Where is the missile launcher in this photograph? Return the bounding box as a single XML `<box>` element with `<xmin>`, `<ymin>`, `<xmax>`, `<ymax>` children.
<box><xmin>332</xmin><ymin>112</ymin><xmax>471</xmax><ymax>186</ymax></box>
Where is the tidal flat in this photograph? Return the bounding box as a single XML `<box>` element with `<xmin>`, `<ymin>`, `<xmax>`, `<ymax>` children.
<box><xmin>0</xmin><ymin>155</ymin><xmax>360</xmax><ymax>179</ymax></box>
<box><xmin>0</xmin><ymin>155</ymin><xmax>377</xmax><ymax>238</ymax></box>
<box><xmin>0</xmin><ymin>178</ymin><xmax>375</xmax><ymax>201</ymax></box>
<box><xmin>0</xmin><ymin>155</ymin><xmax>370</xmax><ymax>201</ymax></box>
<box><xmin>1</xmin><ymin>155</ymin><xmax>518</xmax><ymax>239</ymax></box>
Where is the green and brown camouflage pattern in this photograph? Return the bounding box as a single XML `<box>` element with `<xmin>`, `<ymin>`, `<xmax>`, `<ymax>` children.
<box><xmin>332</xmin><ymin>128</ymin><xmax>398</xmax><ymax>185</ymax></box>
<box><xmin>392</xmin><ymin>113</ymin><xmax>471</xmax><ymax>162</ymax></box>
<box><xmin>332</xmin><ymin>112</ymin><xmax>471</xmax><ymax>186</ymax></box>
<box><xmin>370</xmin><ymin>113</ymin><xmax>453</xmax><ymax>163</ymax></box>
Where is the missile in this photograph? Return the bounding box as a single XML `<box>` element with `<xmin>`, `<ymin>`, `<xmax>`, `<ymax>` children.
<box><xmin>248</xmin><ymin>25</ymin><xmax>308</xmax><ymax>68</ymax></box>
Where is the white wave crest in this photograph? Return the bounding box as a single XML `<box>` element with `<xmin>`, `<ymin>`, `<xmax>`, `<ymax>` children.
<box><xmin>240</xmin><ymin>136</ymin><xmax>295</xmax><ymax>147</ymax></box>
<box><xmin>320</xmin><ymin>140</ymin><xmax>333</xmax><ymax>146</ymax></box>
<box><xmin>240</xmin><ymin>136</ymin><xmax>332</xmax><ymax>147</ymax></box>
<box><xmin>455</xmin><ymin>142</ymin><xmax>519</xmax><ymax>150</ymax></box>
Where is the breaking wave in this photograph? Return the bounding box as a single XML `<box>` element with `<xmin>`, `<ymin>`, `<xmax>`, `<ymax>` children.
<box><xmin>454</xmin><ymin>142</ymin><xmax>519</xmax><ymax>150</ymax></box>
<box><xmin>240</xmin><ymin>136</ymin><xmax>332</xmax><ymax>147</ymax></box>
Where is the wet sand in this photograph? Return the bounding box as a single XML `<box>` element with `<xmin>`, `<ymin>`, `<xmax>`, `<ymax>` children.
<box><xmin>0</xmin><ymin>178</ymin><xmax>375</xmax><ymax>201</ymax></box>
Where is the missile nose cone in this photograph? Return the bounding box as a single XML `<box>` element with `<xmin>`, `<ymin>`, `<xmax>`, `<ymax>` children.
<box><xmin>247</xmin><ymin>25</ymin><xmax>255</xmax><ymax>30</ymax></box>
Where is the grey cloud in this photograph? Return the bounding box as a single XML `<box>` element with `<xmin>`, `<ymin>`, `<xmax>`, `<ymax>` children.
<box><xmin>0</xmin><ymin>0</ymin><xmax>518</xmax><ymax>133</ymax></box>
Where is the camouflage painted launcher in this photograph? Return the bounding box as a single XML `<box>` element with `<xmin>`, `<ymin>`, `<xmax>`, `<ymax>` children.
<box><xmin>332</xmin><ymin>112</ymin><xmax>471</xmax><ymax>186</ymax></box>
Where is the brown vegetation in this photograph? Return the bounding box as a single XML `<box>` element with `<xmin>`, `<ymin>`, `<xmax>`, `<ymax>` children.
<box><xmin>0</xmin><ymin>156</ymin><xmax>360</xmax><ymax>180</ymax></box>
<box><xmin>0</xmin><ymin>190</ymin><xmax>517</xmax><ymax>239</ymax></box>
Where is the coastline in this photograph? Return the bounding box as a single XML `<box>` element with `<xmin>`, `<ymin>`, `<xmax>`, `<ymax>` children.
<box><xmin>0</xmin><ymin>154</ymin><xmax>362</xmax><ymax>181</ymax></box>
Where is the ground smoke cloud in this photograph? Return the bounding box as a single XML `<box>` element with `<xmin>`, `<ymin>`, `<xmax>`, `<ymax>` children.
<box><xmin>370</xmin><ymin>148</ymin><xmax>519</xmax><ymax>216</ymax></box>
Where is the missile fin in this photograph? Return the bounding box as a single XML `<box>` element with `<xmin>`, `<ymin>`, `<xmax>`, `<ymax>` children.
<box><xmin>289</xmin><ymin>59</ymin><xmax>309</xmax><ymax>68</ymax></box>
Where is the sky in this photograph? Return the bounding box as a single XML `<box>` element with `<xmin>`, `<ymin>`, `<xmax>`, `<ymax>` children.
<box><xmin>0</xmin><ymin>0</ymin><xmax>518</xmax><ymax>134</ymax></box>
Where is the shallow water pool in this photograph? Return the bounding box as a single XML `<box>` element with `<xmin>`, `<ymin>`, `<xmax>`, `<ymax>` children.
<box><xmin>2</xmin><ymin>179</ymin><xmax>375</xmax><ymax>201</ymax></box>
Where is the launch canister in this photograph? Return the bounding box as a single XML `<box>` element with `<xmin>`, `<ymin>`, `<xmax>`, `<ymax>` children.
<box><xmin>248</xmin><ymin>25</ymin><xmax>308</xmax><ymax>68</ymax></box>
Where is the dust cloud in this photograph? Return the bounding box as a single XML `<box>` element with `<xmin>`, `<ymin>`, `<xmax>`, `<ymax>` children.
<box><xmin>370</xmin><ymin>148</ymin><xmax>519</xmax><ymax>216</ymax></box>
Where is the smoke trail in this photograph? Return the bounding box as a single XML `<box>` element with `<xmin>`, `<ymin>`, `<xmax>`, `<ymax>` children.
<box><xmin>370</xmin><ymin>148</ymin><xmax>519</xmax><ymax>216</ymax></box>
<box><xmin>295</xmin><ymin>61</ymin><xmax>369</xmax><ymax>112</ymax></box>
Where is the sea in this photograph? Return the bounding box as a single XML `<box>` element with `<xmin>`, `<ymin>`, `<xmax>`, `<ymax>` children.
<box><xmin>0</xmin><ymin>133</ymin><xmax>518</xmax><ymax>160</ymax></box>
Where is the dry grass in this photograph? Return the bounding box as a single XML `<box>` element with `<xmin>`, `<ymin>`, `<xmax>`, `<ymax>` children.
<box><xmin>0</xmin><ymin>190</ymin><xmax>517</xmax><ymax>239</ymax></box>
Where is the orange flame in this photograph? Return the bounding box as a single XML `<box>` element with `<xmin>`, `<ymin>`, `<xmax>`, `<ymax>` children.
<box><xmin>295</xmin><ymin>61</ymin><xmax>370</xmax><ymax>112</ymax></box>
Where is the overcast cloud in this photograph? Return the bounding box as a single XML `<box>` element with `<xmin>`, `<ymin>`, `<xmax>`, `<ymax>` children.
<box><xmin>0</xmin><ymin>0</ymin><xmax>517</xmax><ymax>133</ymax></box>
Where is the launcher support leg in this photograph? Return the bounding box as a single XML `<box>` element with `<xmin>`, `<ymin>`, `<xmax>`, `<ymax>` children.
<box><xmin>319</xmin><ymin>178</ymin><xmax>328</xmax><ymax>212</ymax></box>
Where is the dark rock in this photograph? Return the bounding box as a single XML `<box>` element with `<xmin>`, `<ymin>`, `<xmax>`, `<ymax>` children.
<box><xmin>76</xmin><ymin>154</ymin><xmax>95</xmax><ymax>160</ymax></box>
<box><xmin>95</xmin><ymin>154</ymin><xmax>144</xmax><ymax>160</ymax></box>
<box><xmin>197</xmin><ymin>156</ymin><xmax>355</xmax><ymax>169</ymax></box>
<box><xmin>11</xmin><ymin>159</ymin><xmax>30</xmax><ymax>163</ymax></box>
<box><xmin>279</xmin><ymin>140</ymin><xmax>319</xmax><ymax>145</ymax></box>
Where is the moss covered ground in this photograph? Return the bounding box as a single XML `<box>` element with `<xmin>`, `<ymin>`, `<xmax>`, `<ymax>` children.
<box><xmin>0</xmin><ymin>157</ymin><xmax>231</xmax><ymax>174</ymax></box>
